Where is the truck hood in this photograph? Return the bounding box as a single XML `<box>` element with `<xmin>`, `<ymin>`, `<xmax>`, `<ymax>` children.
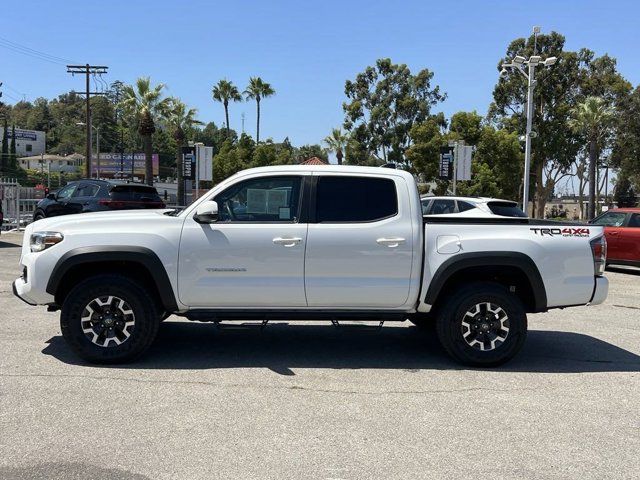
<box><xmin>28</xmin><ymin>209</ymin><xmax>176</xmax><ymax>233</ymax></box>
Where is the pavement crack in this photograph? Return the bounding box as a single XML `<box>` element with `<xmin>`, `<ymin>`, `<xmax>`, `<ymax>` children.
<box><xmin>0</xmin><ymin>372</ymin><xmax>542</xmax><ymax>396</ymax></box>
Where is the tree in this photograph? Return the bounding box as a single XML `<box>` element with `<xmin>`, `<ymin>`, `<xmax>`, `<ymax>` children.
<box><xmin>343</xmin><ymin>58</ymin><xmax>445</xmax><ymax>168</ymax></box>
<box><xmin>295</xmin><ymin>144</ymin><xmax>327</xmax><ymax>163</ymax></box>
<box><xmin>613</xmin><ymin>175</ymin><xmax>636</xmax><ymax>207</ymax></box>
<box><xmin>166</xmin><ymin>99</ymin><xmax>203</xmax><ymax>205</ymax></box>
<box><xmin>569</xmin><ymin>96</ymin><xmax>615</xmax><ymax>219</ymax></box>
<box><xmin>491</xmin><ymin>32</ymin><xmax>631</xmax><ymax>217</ymax></box>
<box><xmin>121</xmin><ymin>77</ymin><xmax>170</xmax><ymax>185</ymax></box>
<box><xmin>212</xmin><ymin>80</ymin><xmax>242</xmax><ymax>138</ymax></box>
<box><xmin>405</xmin><ymin>117</ymin><xmax>445</xmax><ymax>188</ymax></box>
<box><xmin>323</xmin><ymin>128</ymin><xmax>347</xmax><ymax>164</ymax></box>
<box><xmin>612</xmin><ymin>86</ymin><xmax>640</xmax><ymax>192</ymax></box>
<box><xmin>244</xmin><ymin>77</ymin><xmax>275</xmax><ymax>143</ymax></box>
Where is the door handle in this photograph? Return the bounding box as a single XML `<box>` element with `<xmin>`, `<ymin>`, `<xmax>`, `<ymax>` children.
<box><xmin>376</xmin><ymin>237</ymin><xmax>406</xmax><ymax>248</ymax></box>
<box><xmin>609</xmin><ymin>231</ymin><xmax>619</xmax><ymax>235</ymax></box>
<box><xmin>273</xmin><ymin>237</ymin><xmax>302</xmax><ymax>247</ymax></box>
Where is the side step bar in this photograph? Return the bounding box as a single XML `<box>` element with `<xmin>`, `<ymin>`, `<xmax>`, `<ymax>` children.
<box><xmin>183</xmin><ymin>309</ymin><xmax>408</xmax><ymax>323</ymax></box>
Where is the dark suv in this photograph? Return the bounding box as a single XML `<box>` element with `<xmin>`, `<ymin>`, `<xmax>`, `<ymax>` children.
<box><xmin>33</xmin><ymin>180</ymin><xmax>166</xmax><ymax>221</ymax></box>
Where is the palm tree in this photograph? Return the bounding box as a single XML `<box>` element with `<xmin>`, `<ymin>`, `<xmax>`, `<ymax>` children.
<box><xmin>212</xmin><ymin>79</ymin><xmax>242</xmax><ymax>137</ymax></box>
<box><xmin>121</xmin><ymin>77</ymin><xmax>171</xmax><ymax>185</ymax></box>
<box><xmin>166</xmin><ymin>99</ymin><xmax>203</xmax><ymax>205</ymax></box>
<box><xmin>244</xmin><ymin>77</ymin><xmax>275</xmax><ymax>143</ymax></box>
<box><xmin>569</xmin><ymin>96</ymin><xmax>615</xmax><ymax>219</ymax></box>
<box><xmin>323</xmin><ymin>128</ymin><xmax>348</xmax><ymax>165</ymax></box>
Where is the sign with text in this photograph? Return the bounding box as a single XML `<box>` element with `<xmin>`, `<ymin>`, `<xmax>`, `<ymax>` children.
<box><xmin>182</xmin><ymin>146</ymin><xmax>196</xmax><ymax>180</ymax></box>
<box><xmin>93</xmin><ymin>153</ymin><xmax>159</xmax><ymax>177</ymax></box>
<box><xmin>439</xmin><ymin>147</ymin><xmax>453</xmax><ymax>180</ymax></box>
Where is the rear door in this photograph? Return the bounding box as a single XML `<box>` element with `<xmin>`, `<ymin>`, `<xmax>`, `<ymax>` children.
<box><xmin>304</xmin><ymin>174</ymin><xmax>414</xmax><ymax>308</ymax></box>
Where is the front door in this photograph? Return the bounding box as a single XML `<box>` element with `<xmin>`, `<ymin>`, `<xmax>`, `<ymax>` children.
<box><xmin>592</xmin><ymin>211</ymin><xmax>628</xmax><ymax>261</ymax></box>
<box><xmin>178</xmin><ymin>174</ymin><xmax>308</xmax><ymax>308</ymax></box>
<box><xmin>618</xmin><ymin>213</ymin><xmax>640</xmax><ymax>263</ymax></box>
<box><xmin>304</xmin><ymin>174</ymin><xmax>415</xmax><ymax>308</ymax></box>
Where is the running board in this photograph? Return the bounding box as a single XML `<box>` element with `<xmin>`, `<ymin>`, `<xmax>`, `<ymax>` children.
<box><xmin>183</xmin><ymin>309</ymin><xmax>408</xmax><ymax>323</ymax></box>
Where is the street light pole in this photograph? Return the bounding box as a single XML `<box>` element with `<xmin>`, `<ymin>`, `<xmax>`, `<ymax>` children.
<box><xmin>500</xmin><ymin>34</ymin><xmax>556</xmax><ymax>215</ymax></box>
<box><xmin>522</xmin><ymin>60</ymin><xmax>536</xmax><ymax>214</ymax></box>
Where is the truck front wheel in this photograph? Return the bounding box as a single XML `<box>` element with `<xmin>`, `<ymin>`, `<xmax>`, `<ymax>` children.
<box><xmin>60</xmin><ymin>274</ymin><xmax>160</xmax><ymax>364</ymax></box>
<box><xmin>436</xmin><ymin>282</ymin><xmax>527</xmax><ymax>367</ymax></box>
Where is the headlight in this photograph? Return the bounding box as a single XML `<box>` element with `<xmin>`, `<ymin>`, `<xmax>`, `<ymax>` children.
<box><xmin>30</xmin><ymin>232</ymin><xmax>64</xmax><ymax>252</ymax></box>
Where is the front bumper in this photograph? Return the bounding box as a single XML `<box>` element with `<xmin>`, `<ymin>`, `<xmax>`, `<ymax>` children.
<box><xmin>589</xmin><ymin>276</ymin><xmax>609</xmax><ymax>306</ymax></box>
<box><xmin>13</xmin><ymin>277</ymin><xmax>37</xmax><ymax>306</ymax></box>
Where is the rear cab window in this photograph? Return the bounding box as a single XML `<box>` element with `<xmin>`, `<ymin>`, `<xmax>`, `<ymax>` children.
<box><xmin>316</xmin><ymin>176</ymin><xmax>397</xmax><ymax>222</ymax></box>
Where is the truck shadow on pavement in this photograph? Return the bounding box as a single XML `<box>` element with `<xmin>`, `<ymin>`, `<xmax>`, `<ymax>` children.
<box><xmin>0</xmin><ymin>240</ymin><xmax>20</xmax><ymax>249</ymax></box>
<box><xmin>42</xmin><ymin>321</ymin><xmax>640</xmax><ymax>374</ymax></box>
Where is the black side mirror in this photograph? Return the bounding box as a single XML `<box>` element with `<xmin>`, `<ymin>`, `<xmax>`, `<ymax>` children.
<box><xmin>47</xmin><ymin>193</ymin><xmax>57</xmax><ymax>200</ymax></box>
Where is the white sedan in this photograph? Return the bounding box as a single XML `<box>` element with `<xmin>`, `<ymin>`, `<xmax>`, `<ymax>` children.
<box><xmin>421</xmin><ymin>196</ymin><xmax>527</xmax><ymax>218</ymax></box>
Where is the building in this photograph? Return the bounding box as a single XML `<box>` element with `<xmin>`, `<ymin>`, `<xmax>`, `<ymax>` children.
<box><xmin>18</xmin><ymin>153</ymin><xmax>84</xmax><ymax>173</ymax></box>
<box><xmin>0</xmin><ymin>127</ymin><xmax>46</xmax><ymax>157</ymax></box>
<box><xmin>300</xmin><ymin>156</ymin><xmax>328</xmax><ymax>165</ymax></box>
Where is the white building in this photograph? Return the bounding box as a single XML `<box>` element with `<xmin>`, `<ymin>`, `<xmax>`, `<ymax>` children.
<box><xmin>0</xmin><ymin>127</ymin><xmax>46</xmax><ymax>157</ymax></box>
<box><xmin>18</xmin><ymin>153</ymin><xmax>84</xmax><ymax>173</ymax></box>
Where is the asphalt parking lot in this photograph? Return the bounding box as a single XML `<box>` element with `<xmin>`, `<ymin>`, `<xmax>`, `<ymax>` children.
<box><xmin>1</xmin><ymin>230</ymin><xmax>639</xmax><ymax>480</ymax></box>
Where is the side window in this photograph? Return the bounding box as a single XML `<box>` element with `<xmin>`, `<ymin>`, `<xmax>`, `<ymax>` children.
<box><xmin>592</xmin><ymin>212</ymin><xmax>626</xmax><ymax>227</ymax></box>
<box><xmin>628</xmin><ymin>214</ymin><xmax>640</xmax><ymax>228</ymax></box>
<box><xmin>316</xmin><ymin>176</ymin><xmax>397</xmax><ymax>222</ymax></box>
<box><xmin>457</xmin><ymin>201</ymin><xmax>475</xmax><ymax>213</ymax></box>
<box><xmin>214</xmin><ymin>176</ymin><xmax>302</xmax><ymax>223</ymax></box>
<box><xmin>421</xmin><ymin>199</ymin><xmax>432</xmax><ymax>215</ymax></box>
<box><xmin>72</xmin><ymin>184</ymin><xmax>99</xmax><ymax>197</ymax></box>
<box><xmin>56</xmin><ymin>184</ymin><xmax>76</xmax><ymax>200</ymax></box>
<box><xmin>431</xmin><ymin>199</ymin><xmax>455</xmax><ymax>215</ymax></box>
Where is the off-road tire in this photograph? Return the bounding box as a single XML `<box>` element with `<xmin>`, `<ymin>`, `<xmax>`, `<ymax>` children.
<box><xmin>436</xmin><ymin>282</ymin><xmax>527</xmax><ymax>367</ymax></box>
<box><xmin>60</xmin><ymin>274</ymin><xmax>160</xmax><ymax>364</ymax></box>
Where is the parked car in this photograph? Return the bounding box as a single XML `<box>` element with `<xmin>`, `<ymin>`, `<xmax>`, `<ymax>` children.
<box><xmin>590</xmin><ymin>208</ymin><xmax>640</xmax><ymax>267</ymax></box>
<box><xmin>14</xmin><ymin>165</ymin><xmax>607</xmax><ymax>367</ymax></box>
<box><xmin>32</xmin><ymin>180</ymin><xmax>166</xmax><ymax>221</ymax></box>
<box><xmin>421</xmin><ymin>196</ymin><xmax>527</xmax><ymax>218</ymax></box>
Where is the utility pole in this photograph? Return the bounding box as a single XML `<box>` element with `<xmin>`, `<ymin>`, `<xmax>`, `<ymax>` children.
<box><xmin>241</xmin><ymin>112</ymin><xmax>245</xmax><ymax>134</ymax></box>
<box><xmin>66</xmin><ymin>64</ymin><xmax>108</xmax><ymax>178</ymax></box>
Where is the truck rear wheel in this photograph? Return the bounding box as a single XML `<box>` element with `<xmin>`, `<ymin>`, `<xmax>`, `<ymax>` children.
<box><xmin>436</xmin><ymin>282</ymin><xmax>527</xmax><ymax>367</ymax></box>
<box><xmin>60</xmin><ymin>274</ymin><xmax>160</xmax><ymax>364</ymax></box>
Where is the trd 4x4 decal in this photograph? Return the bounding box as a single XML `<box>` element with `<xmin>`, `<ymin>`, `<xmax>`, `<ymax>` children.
<box><xmin>530</xmin><ymin>227</ymin><xmax>590</xmax><ymax>237</ymax></box>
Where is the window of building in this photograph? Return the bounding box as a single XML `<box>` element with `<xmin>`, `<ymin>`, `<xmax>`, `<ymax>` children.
<box><xmin>316</xmin><ymin>176</ymin><xmax>398</xmax><ymax>222</ymax></box>
<box><xmin>25</xmin><ymin>144</ymin><xmax>33</xmax><ymax>152</ymax></box>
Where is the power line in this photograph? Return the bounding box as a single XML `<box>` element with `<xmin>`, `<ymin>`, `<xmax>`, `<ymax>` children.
<box><xmin>0</xmin><ymin>36</ymin><xmax>77</xmax><ymax>65</ymax></box>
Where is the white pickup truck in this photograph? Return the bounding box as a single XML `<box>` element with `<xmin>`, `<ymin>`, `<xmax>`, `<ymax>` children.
<box><xmin>13</xmin><ymin>165</ymin><xmax>608</xmax><ymax>366</ymax></box>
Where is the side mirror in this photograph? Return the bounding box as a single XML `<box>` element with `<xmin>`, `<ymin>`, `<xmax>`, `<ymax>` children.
<box><xmin>193</xmin><ymin>201</ymin><xmax>219</xmax><ymax>224</ymax></box>
<box><xmin>47</xmin><ymin>193</ymin><xmax>57</xmax><ymax>200</ymax></box>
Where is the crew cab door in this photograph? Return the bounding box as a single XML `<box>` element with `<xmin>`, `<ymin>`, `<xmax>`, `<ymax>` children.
<box><xmin>304</xmin><ymin>174</ymin><xmax>414</xmax><ymax>308</ymax></box>
<box><xmin>618</xmin><ymin>213</ymin><xmax>640</xmax><ymax>263</ymax></box>
<box><xmin>178</xmin><ymin>174</ymin><xmax>308</xmax><ymax>308</ymax></box>
<box><xmin>591</xmin><ymin>211</ymin><xmax>628</xmax><ymax>261</ymax></box>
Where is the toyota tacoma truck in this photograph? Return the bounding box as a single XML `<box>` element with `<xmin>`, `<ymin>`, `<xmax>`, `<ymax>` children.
<box><xmin>13</xmin><ymin>165</ymin><xmax>609</xmax><ymax>366</ymax></box>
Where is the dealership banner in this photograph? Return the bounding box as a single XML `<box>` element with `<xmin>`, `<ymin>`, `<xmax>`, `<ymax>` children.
<box><xmin>92</xmin><ymin>153</ymin><xmax>159</xmax><ymax>177</ymax></box>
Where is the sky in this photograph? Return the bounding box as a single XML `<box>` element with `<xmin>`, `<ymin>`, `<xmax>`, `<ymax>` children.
<box><xmin>1</xmin><ymin>0</ymin><xmax>639</xmax><ymax>150</ymax></box>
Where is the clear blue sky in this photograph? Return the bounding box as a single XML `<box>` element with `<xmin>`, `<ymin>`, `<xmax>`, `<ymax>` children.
<box><xmin>1</xmin><ymin>0</ymin><xmax>639</xmax><ymax>147</ymax></box>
